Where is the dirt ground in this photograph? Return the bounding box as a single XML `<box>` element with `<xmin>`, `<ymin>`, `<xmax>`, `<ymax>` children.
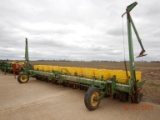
<box><xmin>0</xmin><ymin>69</ymin><xmax>160</xmax><ymax>120</ymax></box>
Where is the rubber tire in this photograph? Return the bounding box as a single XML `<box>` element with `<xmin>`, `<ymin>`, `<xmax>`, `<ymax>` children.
<box><xmin>72</xmin><ymin>84</ymin><xmax>76</xmax><ymax>89</ymax></box>
<box><xmin>84</xmin><ymin>87</ymin><xmax>101</xmax><ymax>111</ymax></box>
<box><xmin>130</xmin><ymin>92</ymin><xmax>143</xmax><ymax>103</ymax></box>
<box><xmin>35</xmin><ymin>76</ymin><xmax>40</xmax><ymax>80</ymax></box>
<box><xmin>120</xmin><ymin>92</ymin><xmax>128</xmax><ymax>102</ymax></box>
<box><xmin>113</xmin><ymin>93</ymin><xmax>117</xmax><ymax>99</ymax></box>
<box><xmin>80</xmin><ymin>85</ymin><xmax>84</xmax><ymax>90</ymax></box>
<box><xmin>45</xmin><ymin>78</ymin><xmax>49</xmax><ymax>82</ymax></box>
<box><xmin>135</xmin><ymin>93</ymin><xmax>143</xmax><ymax>103</ymax></box>
<box><xmin>52</xmin><ymin>80</ymin><xmax>56</xmax><ymax>84</ymax></box>
<box><xmin>17</xmin><ymin>73</ymin><xmax>29</xmax><ymax>83</ymax></box>
<box><xmin>63</xmin><ymin>82</ymin><xmax>68</xmax><ymax>87</ymax></box>
<box><xmin>55</xmin><ymin>80</ymin><xmax>60</xmax><ymax>85</ymax></box>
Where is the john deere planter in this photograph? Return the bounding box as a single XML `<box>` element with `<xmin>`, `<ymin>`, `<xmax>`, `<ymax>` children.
<box><xmin>18</xmin><ymin>2</ymin><xmax>146</xmax><ymax>111</ymax></box>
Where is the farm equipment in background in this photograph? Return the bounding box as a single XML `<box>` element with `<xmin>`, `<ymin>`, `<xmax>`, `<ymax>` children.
<box><xmin>17</xmin><ymin>2</ymin><xmax>147</xmax><ymax>110</ymax></box>
<box><xmin>0</xmin><ymin>60</ymin><xmax>10</xmax><ymax>74</ymax></box>
<box><xmin>0</xmin><ymin>60</ymin><xmax>25</xmax><ymax>76</ymax></box>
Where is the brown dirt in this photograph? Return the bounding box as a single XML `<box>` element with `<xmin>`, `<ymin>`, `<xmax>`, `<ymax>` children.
<box><xmin>0</xmin><ymin>71</ymin><xmax>159</xmax><ymax>120</ymax></box>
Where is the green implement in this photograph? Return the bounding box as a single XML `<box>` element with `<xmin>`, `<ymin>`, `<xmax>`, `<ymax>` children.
<box><xmin>17</xmin><ymin>2</ymin><xmax>146</xmax><ymax>111</ymax></box>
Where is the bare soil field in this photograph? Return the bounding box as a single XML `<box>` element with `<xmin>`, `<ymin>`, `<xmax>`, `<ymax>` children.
<box><xmin>30</xmin><ymin>61</ymin><xmax>160</xmax><ymax>104</ymax></box>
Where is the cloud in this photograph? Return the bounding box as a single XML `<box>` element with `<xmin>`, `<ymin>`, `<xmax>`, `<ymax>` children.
<box><xmin>0</xmin><ymin>0</ymin><xmax>159</xmax><ymax>61</ymax></box>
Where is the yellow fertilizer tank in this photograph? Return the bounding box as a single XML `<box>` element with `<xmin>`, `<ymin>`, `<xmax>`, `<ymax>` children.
<box><xmin>135</xmin><ymin>71</ymin><xmax>141</xmax><ymax>82</ymax></box>
<box><xmin>67</xmin><ymin>67</ymin><xmax>77</xmax><ymax>76</ymax></box>
<box><xmin>52</xmin><ymin>66</ymin><xmax>60</xmax><ymax>72</ymax></box>
<box><xmin>59</xmin><ymin>67</ymin><xmax>77</xmax><ymax>75</ymax></box>
<box><xmin>48</xmin><ymin>66</ymin><xmax>53</xmax><ymax>72</ymax></box>
<box><xmin>77</xmin><ymin>68</ymin><xmax>83</xmax><ymax>76</ymax></box>
<box><xmin>111</xmin><ymin>70</ymin><xmax>128</xmax><ymax>83</ymax></box>
<box><xmin>18</xmin><ymin>62</ymin><xmax>24</xmax><ymax>65</ymax></box>
<box><xmin>80</xmin><ymin>68</ymin><xmax>85</xmax><ymax>77</ymax></box>
<box><xmin>43</xmin><ymin>65</ymin><xmax>50</xmax><ymax>72</ymax></box>
<box><xmin>43</xmin><ymin>65</ymin><xmax>47</xmax><ymax>71</ymax></box>
<box><xmin>60</xmin><ymin>67</ymin><xmax>69</xmax><ymax>74</ymax></box>
<box><xmin>83</xmin><ymin>68</ymin><xmax>96</xmax><ymax>79</ymax></box>
<box><xmin>38</xmin><ymin>65</ymin><xmax>44</xmax><ymax>71</ymax></box>
<box><xmin>33</xmin><ymin>65</ymin><xmax>39</xmax><ymax>70</ymax></box>
<box><xmin>34</xmin><ymin>65</ymin><xmax>142</xmax><ymax>83</ymax></box>
<box><xmin>95</xmin><ymin>69</ymin><xmax>111</xmax><ymax>80</ymax></box>
<box><xmin>110</xmin><ymin>70</ymin><xmax>142</xmax><ymax>83</ymax></box>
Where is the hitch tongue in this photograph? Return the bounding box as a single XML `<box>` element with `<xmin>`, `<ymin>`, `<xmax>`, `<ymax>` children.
<box><xmin>137</xmin><ymin>49</ymin><xmax>147</xmax><ymax>58</ymax></box>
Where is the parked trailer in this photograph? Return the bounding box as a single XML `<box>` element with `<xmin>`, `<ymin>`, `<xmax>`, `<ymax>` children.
<box><xmin>17</xmin><ymin>2</ymin><xmax>146</xmax><ymax>110</ymax></box>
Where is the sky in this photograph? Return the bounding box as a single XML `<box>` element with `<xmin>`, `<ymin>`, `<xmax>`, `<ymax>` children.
<box><xmin>0</xmin><ymin>0</ymin><xmax>160</xmax><ymax>61</ymax></box>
